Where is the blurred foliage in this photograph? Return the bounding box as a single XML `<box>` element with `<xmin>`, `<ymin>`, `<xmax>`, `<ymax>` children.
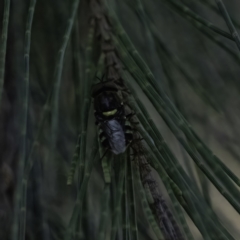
<box><xmin>0</xmin><ymin>0</ymin><xmax>240</xmax><ymax>240</ymax></box>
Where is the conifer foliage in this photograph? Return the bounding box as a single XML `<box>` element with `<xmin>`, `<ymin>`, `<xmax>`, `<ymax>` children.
<box><xmin>0</xmin><ymin>0</ymin><xmax>240</xmax><ymax>239</ymax></box>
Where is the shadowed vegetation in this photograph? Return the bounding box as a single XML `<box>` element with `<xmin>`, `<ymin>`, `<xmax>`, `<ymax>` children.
<box><xmin>0</xmin><ymin>0</ymin><xmax>240</xmax><ymax>239</ymax></box>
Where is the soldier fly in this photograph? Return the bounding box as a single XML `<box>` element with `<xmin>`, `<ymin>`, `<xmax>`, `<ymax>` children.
<box><xmin>92</xmin><ymin>76</ymin><xmax>133</xmax><ymax>155</ymax></box>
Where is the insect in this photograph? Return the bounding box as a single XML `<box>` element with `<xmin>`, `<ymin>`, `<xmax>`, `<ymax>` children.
<box><xmin>92</xmin><ymin>77</ymin><xmax>133</xmax><ymax>155</ymax></box>
<box><xmin>92</xmin><ymin>76</ymin><xmax>185</xmax><ymax>239</ymax></box>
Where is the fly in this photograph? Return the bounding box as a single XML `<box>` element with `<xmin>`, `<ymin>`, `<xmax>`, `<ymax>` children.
<box><xmin>92</xmin><ymin>77</ymin><xmax>133</xmax><ymax>155</ymax></box>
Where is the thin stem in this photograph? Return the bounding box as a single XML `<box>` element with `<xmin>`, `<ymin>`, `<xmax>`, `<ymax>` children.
<box><xmin>133</xmin><ymin>163</ymin><xmax>163</xmax><ymax>240</ymax></box>
<box><xmin>164</xmin><ymin>0</ymin><xmax>233</xmax><ymax>40</ymax></box>
<box><xmin>127</xmin><ymin>152</ymin><xmax>139</xmax><ymax>240</ymax></box>
<box><xmin>66</xmin><ymin>137</ymin><xmax>98</xmax><ymax>240</ymax></box>
<box><xmin>0</xmin><ymin>0</ymin><xmax>10</xmax><ymax>106</ymax></box>
<box><xmin>199</xmin><ymin>0</ymin><xmax>240</xmax><ymax>30</ymax></box>
<box><xmin>215</xmin><ymin>0</ymin><xmax>240</xmax><ymax>50</ymax></box>
<box><xmin>77</xmin><ymin>20</ymin><xmax>96</xmax><ymax>189</ymax></box>
<box><xmin>50</xmin><ymin>0</ymin><xmax>80</xmax><ymax>170</ymax></box>
<box><xmin>122</xmin><ymin>159</ymin><xmax>130</xmax><ymax>240</ymax></box>
<box><xmin>12</xmin><ymin>1</ymin><xmax>36</xmax><ymax>240</ymax></box>
<box><xmin>167</xmin><ymin>3</ymin><xmax>240</xmax><ymax>64</ymax></box>
<box><xmin>111</xmin><ymin>154</ymin><xmax>125</xmax><ymax>240</ymax></box>
<box><xmin>67</xmin><ymin>134</ymin><xmax>81</xmax><ymax>185</ymax></box>
<box><xmin>97</xmin><ymin>184</ymin><xmax>111</xmax><ymax>240</ymax></box>
<box><xmin>24</xmin><ymin>92</ymin><xmax>52</xmax><ymax>178</ymax></box>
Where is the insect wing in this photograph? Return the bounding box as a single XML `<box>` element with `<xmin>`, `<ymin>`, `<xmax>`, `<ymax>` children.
<box><xmin>101</xmin><ymin>119</ymin><xmax>126</xmax><ymax>155</ymax></box>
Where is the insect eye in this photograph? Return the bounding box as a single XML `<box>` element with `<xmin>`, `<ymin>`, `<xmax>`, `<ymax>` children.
<box><xmin>102</xmin><ymin>109</ymin><xmax>117</xmax><ymax>116</ymax></box>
